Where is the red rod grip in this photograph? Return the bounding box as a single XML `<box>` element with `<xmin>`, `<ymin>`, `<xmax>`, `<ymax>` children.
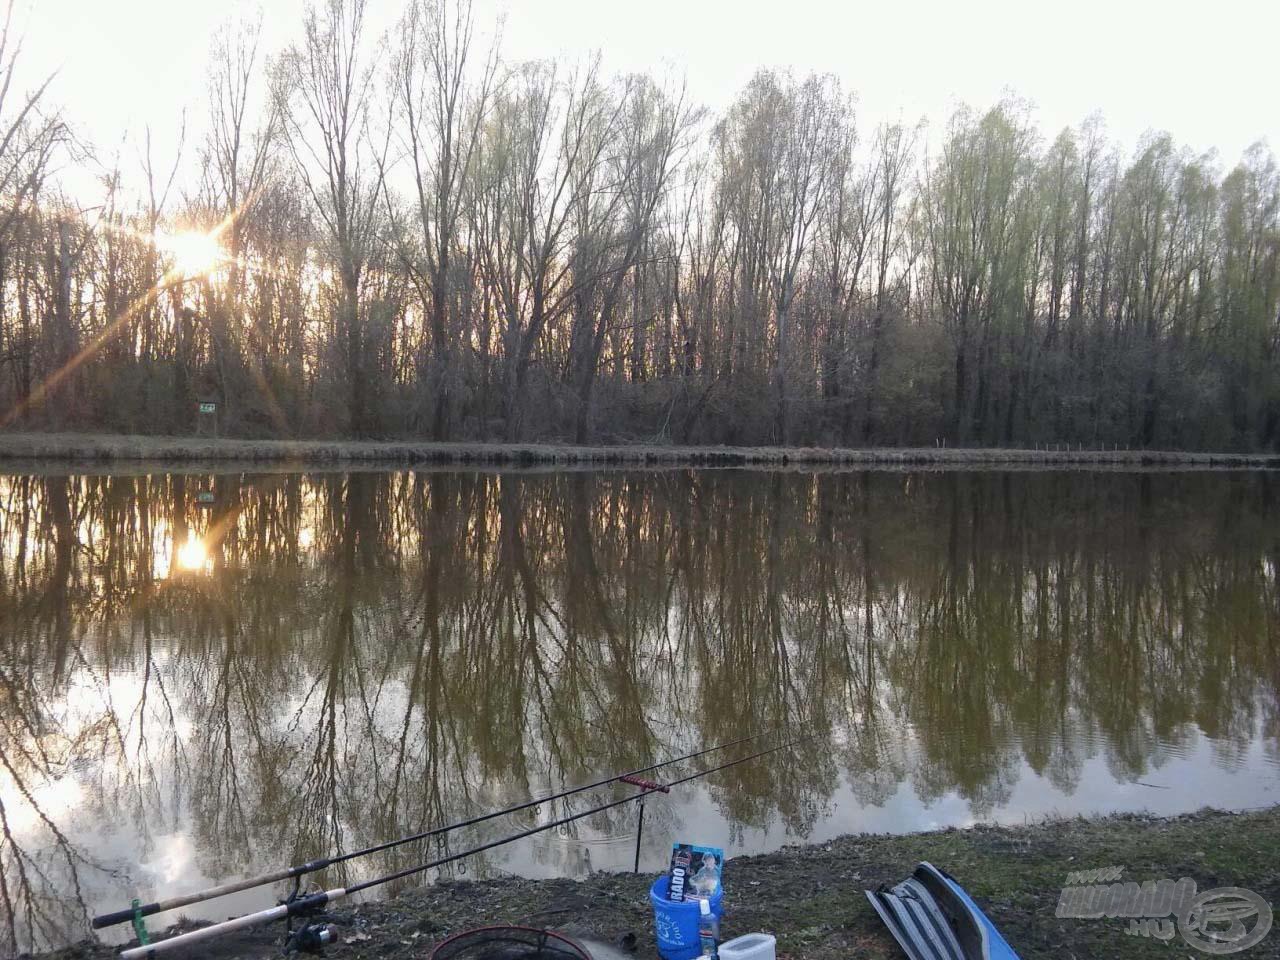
<box><xmin>620</xmin><ymin>774</ymin><xmax>670</xmax><ymax>793</ymax></box>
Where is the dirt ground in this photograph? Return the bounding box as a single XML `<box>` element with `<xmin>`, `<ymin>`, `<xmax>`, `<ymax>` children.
<box><xmin>30</xmin><ymin>806</ymin><xmax>1280</xmax><ymax>960</ymax></box>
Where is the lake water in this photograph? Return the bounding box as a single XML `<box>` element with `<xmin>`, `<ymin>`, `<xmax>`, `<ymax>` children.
<box><xmin>1</xmin><ymin>467</ymin><xmax>1278</xmax><ymax>951</ymax></box>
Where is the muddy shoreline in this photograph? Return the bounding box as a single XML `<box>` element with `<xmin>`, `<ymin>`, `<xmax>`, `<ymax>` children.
<box><xmin>35</xmin><ymin>807</ymin><xmax>1280</xmax><ymax>960</ymax></box>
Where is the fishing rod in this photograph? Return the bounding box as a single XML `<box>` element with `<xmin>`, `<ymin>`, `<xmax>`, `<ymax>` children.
<box><xmin>118</xmin><ymin>735</ymin><xmax>807</xmax><ymax>959</ymax></box>
<box><xmin>93</xmin><ymin>726</ymin><xmax>790</xmax><ymax>931</ymax></box>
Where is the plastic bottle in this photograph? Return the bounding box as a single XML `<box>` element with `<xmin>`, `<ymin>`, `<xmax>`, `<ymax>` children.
<box><xmin>698</xmin><ymin>897</ymin><xmax>719</xmax><ymax>958</ymax></box>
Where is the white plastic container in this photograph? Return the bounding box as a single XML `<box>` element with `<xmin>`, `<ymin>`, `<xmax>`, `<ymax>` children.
<box><xmin>718</xmin><ymin>932</ymin><xmax>777</xmax><ymax>960</ymax></box>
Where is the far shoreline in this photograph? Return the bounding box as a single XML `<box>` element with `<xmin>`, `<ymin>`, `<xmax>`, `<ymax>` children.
<box><xmin>0</xmin><ymin>432</ymin><xmax>1277</xmax><ymax>471</ymax></box>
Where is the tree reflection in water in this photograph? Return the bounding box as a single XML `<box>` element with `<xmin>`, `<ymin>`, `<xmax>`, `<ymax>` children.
<box><xmin>0</xmin><ymin>468</ymin><xmax>1277</xmax><ymax>951</ymax></box>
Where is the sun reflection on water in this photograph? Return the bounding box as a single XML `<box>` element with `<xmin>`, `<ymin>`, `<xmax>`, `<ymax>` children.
<box><xmin>175</xmin><ymin>533</ymin><xmax>208</xmax><ymax>572</ymax></box>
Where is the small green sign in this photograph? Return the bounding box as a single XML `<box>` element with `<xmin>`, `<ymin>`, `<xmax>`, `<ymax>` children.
<box><xmin>198</xmin><ymin>402</ymin><xmax>217</xmax><ymax>415</ymax></box>
<box><xmin>196</xmin><ymin>491</ymin><xmax>215</xmax><ymax>504</ymax></box>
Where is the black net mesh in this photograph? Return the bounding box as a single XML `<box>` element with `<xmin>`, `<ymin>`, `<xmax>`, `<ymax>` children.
<box><xmin>428</xmin><ymin>926</ymin><xmax>594</xmax><ymax>960</ymax></box>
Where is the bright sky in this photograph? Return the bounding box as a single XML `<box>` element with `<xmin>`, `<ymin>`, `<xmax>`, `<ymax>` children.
<box><xmin>18</xmin><ymin>0</ymin><xmax>1280</xmax><ymax>192</ymax></box>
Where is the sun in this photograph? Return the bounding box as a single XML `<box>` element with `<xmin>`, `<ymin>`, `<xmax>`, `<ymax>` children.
<box><xmin>158</xmin><ymin>230</ymin><xmax>224</xmax><ymax>278</ymax></box>
<box><xmin>175</xmin><ymin>533</ymin><xmax>208</xmax><ymax>572</ymax></box>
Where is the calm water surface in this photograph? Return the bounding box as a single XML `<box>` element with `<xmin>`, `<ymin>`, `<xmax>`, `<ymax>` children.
<box><xmin>1</xmin><ymin>467</ymin><xmax>1278</xmax><ymax>950</ymax></box>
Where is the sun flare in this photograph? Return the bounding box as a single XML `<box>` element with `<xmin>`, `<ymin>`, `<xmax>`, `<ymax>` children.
<box><xmin>159</xmin><ymin>230</ymin><xmax>224</xmax><ymax>278</ymax></box>
<box><xmin>175</xmin><ymin>533</ymin><xmax>208</xmax><ymax>572</ymax></box>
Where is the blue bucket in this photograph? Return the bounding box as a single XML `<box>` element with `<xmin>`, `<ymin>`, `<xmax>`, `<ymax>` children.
<box><xmin>649</xmin><ymin>874</ymin><xmax>725</xmax><ymax>960</ymax></box>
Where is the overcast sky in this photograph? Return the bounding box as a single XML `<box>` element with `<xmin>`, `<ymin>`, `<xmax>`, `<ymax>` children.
<box><xmin>18</xmin><ymin>0</ymin><xmax>1280</xmax><ymax>186</ymax></box>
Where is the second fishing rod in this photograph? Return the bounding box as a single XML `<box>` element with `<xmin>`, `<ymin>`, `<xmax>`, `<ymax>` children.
<box><xmin>92</xmin><ymin>724</ymin><xmax>793</xmax><ymax>930</ymax></box>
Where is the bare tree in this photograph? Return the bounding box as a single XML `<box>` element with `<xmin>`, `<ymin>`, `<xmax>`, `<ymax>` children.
<box><xmin>0</xmin><ymin>0</ymin><xmax>65</xmax><ymax>423</ymax></box>
<box><xmin>472</xmin><ymin>58</ymin><xmax>617</xmax><ymax>440</ymax></box>
<box><xmin>861</xmin><ymin>121</ymin><xmax>919</xmax><ymax>442</ymax></box>
<box><xmin>276</xmin><ymin>0</ymin><xmax>388</xmax><ymax>435</ymax></box>
<box><xmin>198</xmin><ymin>13</ymin><xmax>280</xmax><ymax>430</ymax></box>
<box><xmin>565</xmin><ymin>75</ymin><xmax>696</xmax><ymax>442</ymax></box>
<box><xmin>393</xmin><ymin>0</ymin><xmax>499</xmax><ymax>439</ymax></box>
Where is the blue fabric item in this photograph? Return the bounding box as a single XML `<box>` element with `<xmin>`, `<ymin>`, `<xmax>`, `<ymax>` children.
<box><xmin>936</xmin><ymin>867</ymin><xmax>1019</xmax><ymax>959</ymax></box>
<box><xmin>865</xmin><ymin>862</ymin><xmax>1020</xmax><ymax>960</ymax></box>
<box><xmin>650</xmin><ymin>874</ymin><xmax>725</xmax><ymax>960</ymax></box>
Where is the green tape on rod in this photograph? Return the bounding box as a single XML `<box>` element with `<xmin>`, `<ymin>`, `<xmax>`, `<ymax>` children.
<box><xmin>131</xmin><ymin>898</ymin><xmax>150</xmax><ymax>946</ymax></box>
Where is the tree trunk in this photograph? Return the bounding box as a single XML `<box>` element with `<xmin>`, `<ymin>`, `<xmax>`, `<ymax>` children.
<box><xmin>953</xmin><ymin>316</ymin><xmax>969</xmax><ymax>444</ymax></box>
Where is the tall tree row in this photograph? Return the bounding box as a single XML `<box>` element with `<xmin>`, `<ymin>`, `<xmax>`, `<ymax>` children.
<box><xmin>0</xmin><ymin>0</ymin><xmax>1276</xmax><ymax>450</ymax></box>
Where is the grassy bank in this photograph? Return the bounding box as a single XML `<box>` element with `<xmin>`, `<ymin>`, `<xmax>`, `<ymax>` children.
<box><xmin>1</xmin><ymin>431</ymin><xmax>1277</xmax><ymax>469</ymax></box>
<box><xmin>40</xmin><ymin>807</ymin><xmax>1280</xmax><ymax>960</ymax></box>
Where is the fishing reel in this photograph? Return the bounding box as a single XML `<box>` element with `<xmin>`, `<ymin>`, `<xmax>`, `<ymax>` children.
<box><xmin>284</xmin><ymin>922</ymin><xmax>340</xmax><ymax>955</ymax></box>
<box><xmin>281</xmin><ymin>876</ymin><xmax>339</xmax><ymax>955</ymax></box>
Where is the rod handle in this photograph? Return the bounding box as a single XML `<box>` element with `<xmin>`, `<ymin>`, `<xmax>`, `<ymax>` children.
<box><xmin>91</xmin><ymin>860</ymin><xmax>330</xmax><ymax>929</ymax></box>
<box><xmin>117</xmin><ymin>890</ymin><xmax>342</xmax><ymax>959</ymax></box>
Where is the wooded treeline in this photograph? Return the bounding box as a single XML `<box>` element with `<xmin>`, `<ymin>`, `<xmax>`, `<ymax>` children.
<box><xmin>0</xmin><ymin>0</ymin><xmax>1277</xmax><ymax>449</ymax></box>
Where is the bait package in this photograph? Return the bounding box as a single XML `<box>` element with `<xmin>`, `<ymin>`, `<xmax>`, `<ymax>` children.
<box><xmin>667</xmin><ymin>842</ymin><xmax>724</xmax><ymax>902</ymax></box>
